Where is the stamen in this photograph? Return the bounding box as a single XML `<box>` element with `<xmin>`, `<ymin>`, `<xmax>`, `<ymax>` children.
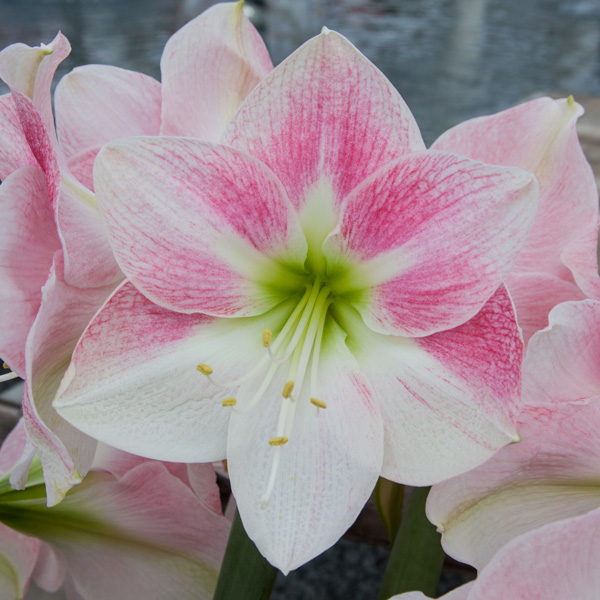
<box><xmin>2</xmin><ymin>363</ymin><xmax>8</xmax><ymax>369</ymax></box>
<box><xmin>0</xmin><ymin>371</ymin><xmax>18</xmax><ymax>383</ymax></box>
<box><xmin>310</xmin><ymin>397</ymin><xmax>327</xmax><ymax>409</ymax></box>
<box><xmin>196</xmin><ymin>363</ymin><xmax>213</xmax><ymax>376</ymax></box>
<box><xmin>262</xmin><ymin>329</ymin><xmax>272</xmax><ymax>347</ymax></box>
<box><xmin>282</xmin><ymin>380</ymin><xmax>294</xmax><ymax>398</ymax></box>
<box><xmin>268</xmin><ymin>436</ymin><xmax>289</xmax><ymax>446</ymax></box>
<box><xmin>221</xmin><ymin>397</ymin><xmax>237</xmax><ymax>407</ymax></box>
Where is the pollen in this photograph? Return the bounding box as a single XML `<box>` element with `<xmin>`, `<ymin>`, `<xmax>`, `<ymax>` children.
<box><xmin>310</xmin><ymin>397</ymin><xmax>327</xmax><ymax>409</ymax></box>
<box><xmin>262</xmin><ymin>329</ymin><xmax>272</xmax><ymax>347</ymax></box>
<box><xmin>2</xmin><ymin>363</ymin><xmax>8</xmax><ymax>370</ymax></box>
<box><xmin>268</xmin><ymin>436</ymin><xmax>289</xmax><ymax>446</ymax></box>
<box><xmin>282</xmin><ymin>380</ymin><xmax>294</xmax><ymax>398</ymax></box>
<box><xmin>222</xmin><ymin>397</ymin><xmax>237</xmax><ymax>407</ymax></box>
<box><xmin>196</xmin><ymin>363</ymin><xmax>213</xmax><ymax>376</ymax></box>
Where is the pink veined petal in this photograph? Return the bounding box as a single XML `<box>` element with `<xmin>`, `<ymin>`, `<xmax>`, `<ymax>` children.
<box><xmin>55</xmin><ymin>65</ymin><xmax>162</xmax><ymax>159</ymax></box>
<box><xmin>222</xmin><ymin>29</ymin><xmax>425</xmax><ymax>214</ymax></box>
<box><xmin>55</xmin><ymin>174</ymin><xmax>123</xmax><ymax>288</ymax></box>
<box><xmin>462</xmin><ymin>508</ymin><xmax>600</xmax><ymax>600</ymax></box>
<box><xmin>36</xmin><ymin>462</ymin><xmax>230</xmax><ymax>600</ymax></box>
<box><xmin>324</xmin><ymin>151</ymin><xmax>537</xmax><ymax>337</ymax></box>
<box><xmin>54</xmin><ymin>282</ymin><xmax>301</xmax><ymax>463</ymax></box>
<box><xmin>505</xmin><ymin>271</ymin><xmax>586</xmax><ymax>345</ymax></box>
<box><xmin>94</xmin><ymin>137</ymin><xmax>307</xmax><ymax>316</ymax></box>
<box><xmin>0</xmin><ymin>94</ymin><xmax>38</xmax><ymax>180</ymax></box>
<box><xmin>0</xmin><ymin>167</ymin><xmax>59</xmax><ymax>376</ymax></box>
<box><xmin>0</xmin><ymin>420</ymin><xmax>28</xmax><ymax>478</ymax></box>
<box><xmin>160</xmin><ymin>1</ymin><xmax>272</xmax><ymax>139</ymax></box>
<box><xmin>335</xmin><ymin>285</ymin><xmax>522</xmax><ymax>485</ymax></box>
<box><xmin>560</xmin><ymin>221</ymin><xmax>600</xmax><ymax>299</ymax></box>
<box><xmin>433</xmin><ymin>96</ymin><xmax>599</xmax><ymax>283</ymax></box>
<box><xmin>390</xmin><ymin>584</ymin><xmax>474</xmax><ymax>600</ymax></box>
<box><xmin>32</xmin><ymin>543</ymin><xmax>66</xmax><ymax>593</ymax></box>
<box><xmin>0</xmin><ymin>523</ymin><xmax>39</xmax><ymax>600</ymax></box>
<box><xmin>522</xmin><ymin>299</ymin><xmax>600</xmax><ymax>405</ymax></box>
<box><xmin>427</xmin><ymin>400</ymin><xmax>600</xmax><ymax>570</ymax></box>
<box><xmin>228</xmin><ymin>316</ymin><xmax>383</xmax><ymax>573</ymax></box>
<box><xmin>22</xmin><ymin>251</ymin><xmax>115</xmax><ymax>506</ymax></box>
<box><xmin>65</xmin><ymin>146</ymin><xmax>99</xmax><ymax>191</ymax></box>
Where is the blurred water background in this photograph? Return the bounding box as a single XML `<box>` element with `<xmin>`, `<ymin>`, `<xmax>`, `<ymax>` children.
<box><xmin>0</xmin><ymin>0</ymin><xmax>599</xmax><ymax>598</ymax></box>
<box><xmin>1</xmin><ymin>0</ymin><xmax>600</xmax><ymax>144</ymax></box>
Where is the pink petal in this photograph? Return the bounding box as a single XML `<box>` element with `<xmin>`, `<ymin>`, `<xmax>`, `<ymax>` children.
<box><xmin>560</xmin><ymin>221</ymin><xmax>600</xmax><ymax>299</ymax></box>
<box><xmin>228</xmin><ymin>316</ymin><xmax>383</xmax><ymax>573</ymax></box>
<box><xmin>427</xmin><ymin>399</ymin><xmax>600</xmax><ymax>570</ymax></box>
<box><xmin>325</xmin><ymin>151</ymin><xmax>537</xmax><ymax>336</ymax></box>
<box><xmin>523</xmin><ymin>299</ymin><xmax>600</xmax><ymax>405</ymax></box>
<box><xmin>55</xmin><ymin>65</ymin><xmax>161</xmax><ymax>159</ymax></box>
<box><xmin>0</xmin><ymin>523</ymin><xmax>39</xmax><ymax>600</ymax></box>
<box><xmin>222</xmin><ymin>29</ymin><xmax>425</xmax><ymax>213</ymax></box>
<box><xmin>65</xmin><ymin>146</ymin><xmax>99</xmax><ymax>191</ymax></box>
<box><xmin>54</xmin><ymin>282</ymin><xmax>298</xmax><ymax>462</ymax></box>
<box><xmin>433</xmin><ymin>97</ymin><xmax>599</xmax><ymax>284</ymax></box>
<box><xmin>32</xmin><ymin>543</ymin><xmax>66</xmax><ymax>593</ymax></box>
<box><xmin>506</xmin><ymin>272</ymin><xmax>586</xmax><ymax>345</ymax></box>
<box><xmin>0</xmin><ymin>93</ymin><xmax>37</xmax><ymax>180</ymax></box>
<box><xmin>0</xmin><ymin>420</ymin><xmax>27</xmax><ymax>478</ymax></box>
<box><xmin>22</xmin><ymin>252</ymin><xmax>115</xmax><ymax>506</ymax></box>
<box><xmin>0</xmin><ymin>166</ymin><xmax>59</xmax><ymax>376</ymax></box>
<box><xmin>335</xmin><ymin>285</ymin><xmax>522</xmax><ymax>485</ymax></box>
<box><xmin>94</xmin><ymin>137</ymin><xmax>307</xmax><ymax>316</ymax></box>
<box><xmin>160</xmin><ymin>2</ymin><xmax>272</xmax><ymax>139</ymax></box>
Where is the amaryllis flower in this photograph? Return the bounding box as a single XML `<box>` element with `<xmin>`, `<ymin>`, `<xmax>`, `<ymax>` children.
<box><xmin>427</xmin><ymin>300</ymin><xmax>600</xmax><ymax>569</ymax></box>
<box><xmin>391</xmin><ymin>507</ymin><xmax>600</xmax><ymax>600</ymax></box>
<box><xmin>0</xmin><ymin>1</ymin><xmax>271</xmax><ymax>503</ymax></box>
<box><xmin>0</xmin><ymin>421</ymin><xmax>230</xmax><ymax>600</ymax></box>
<box><xmin>434</xmin><ymin>97</ymin><xmax>600</xmax><ymax>343</ymax></box>
<box><xmin>55</xmin><ymin>30</ymin><xmax>538</xmax><ymax>571</ymax></box>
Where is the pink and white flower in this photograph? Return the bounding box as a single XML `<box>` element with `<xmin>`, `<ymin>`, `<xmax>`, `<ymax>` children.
<box><xmin>434</xmin><ymin>97</ymin><xmax>600</xmax><ymax>342</ymax></box>
<box><xmin>55</xmin><ymin>29</ymin><xmax>538</xmax><ymax>571</ymax></box>
<box><xmin>0</xmin><ymin>421</ymin><xmax>230</xmax><ymax>600</ymax></box>
<box><xmin>0</xmin><ymin>1</ymin><xmax>271</xmax><ymax>504</ymax></box>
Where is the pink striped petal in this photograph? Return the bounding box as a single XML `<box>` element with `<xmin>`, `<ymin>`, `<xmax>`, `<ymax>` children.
<box><xmin>325</xmin><ymin>152</ymin><xmax>537</xmax><ymax>336</ymax></box>
<box><xmin>65</xmin><ymin>146</ymin><xmax>98</xmax><ymax>191</ymax></box>
<box><xmin>506</xmin><ymin>272</ymin><xmax>586</xmax><ymax>345</ymax></box>
<box><xmin>55</xmin><ymin>65</ymin><xmax>161</xmax><ymax>159</ymax></box>
<box><xmin>335</xmin><ymin>286</ymin><xmax>522</xmax><ymax>485</ymax></box>
<box><xmin>161</xmin><ymin>2</ymin><xmax>272</xmax><ymax>139</ymax></box>
<box><xmin>95</xmin><ymin>137</ymin><xmax>307</xmax><ymax>316</ymax></box>
<box><xmin>427</xmin><ymin>399</ymin><xmax>600</xmax><ymax>570</ymax></box>
<box><xmin>433</xmin><ymin>97</ymin><xmax>599</xmax><ymax>284</ymax></box>
<box><xmin>0</xmin><ymin>94</ymin><xmax>37</xmax><ymax>180</ymax></box>
<box><xmin>561</xmin><ymin>221</ymin><xmax>600</xmax><ymax>299</ymax></box>
<box><xmin>523</xmin><ymin>300</ymin><xmax>600</xmax><ymax>405</ymax></box>
<box><xmin>22</xmin><ymin>252</ymin><xmax>115</xmax><ymax>506</ymax></box>
<box><xmin>55</xmin><ymin>282</ymin><xmax>301</xmax><ymax>462</ymax></box>
<box><xmin>0</xmin><ymin>166</ymin><xmax>59</xmax><ymax>376</ymax></box>
<box><xmin>228</xmin><ymin>317</ymin><xmax>383</xmax><ymax>573</ymax></box>
<box><xmin>222</xmin><ymin>29</ymin><xmax>424</xmax><ymax>213</ymax></box>
<box><xmin>0</xmin><ymin>523</ymin><xmax>39</xmax><ymax>600</ymax></box>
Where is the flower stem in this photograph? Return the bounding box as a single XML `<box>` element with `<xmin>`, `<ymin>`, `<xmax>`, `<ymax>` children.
<box><xmin>376</xmin><ymin>486</ymin><xmax>445</xmax><ymax>600</ymax></box>
<box><xmin>213</xmin><ymin>509</ymin><xmax>278</xmax><ymax>600</ymax></box>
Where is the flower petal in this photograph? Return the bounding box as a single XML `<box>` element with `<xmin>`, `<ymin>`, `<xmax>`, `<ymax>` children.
<box><xmin>560</xmin><ymin>221</ymin><xmax>600</xmax><ymax>299</ymax></box>
<box><xmin>0</xmin><ymin>166</ymin><xmax>59</xmax><ymax>376</ymax></box>
<box><xmin>433</xmin><ymin>97</ymin><xmax>599</xmax><ymax>284</ymax></box>
<box><xmin>22</xmin><ymin>252</ymin><xmax>115</xmax><ymax>506</ymax></box>
<box><xmin>325</xmin><ymin>151</ymin><xmax>537</xmax><ymax>336</ymax></box>
<box><xmin>55</xmin><ymin>282</ymin><xmax>301</xmax><ymax>462</ymax></box>
<box><xmin>55</xmin><ymin>65</ymin><xmax>161</xmax><ymax>159</ymax></box>
<box><xmin>65</xmin><ymin>146</ymin><xmax>99</xmax><ymax>191</ymax></box>
<box><xmin>335</xmin><ymin>285</ymin><xmax>522</xmax><ymax>485</ymax></box>
<box><xmin>222</xmin><ymin>29</ymin><xmax>425</xmax><ymax>213</ymax></box>
<box><xmin>160</xmin><ymin>1</ymin><xmax>272</xmax><ymax>139</ymax></box>
<box><xmin>0</xmin><ymin>524</ymin><xmax>39</xmax><ymax>600</ymax></box>
<box><xmin>95</xmin><ymin>137</ymin><xmax>307</xmax><ymax>316</ymax></box>
<box><xmin>228</xmin><ymin>315</ymin><xmax>383</xmax><ymax>573</ymax></box>
<box><xmin>522</xmin><ymin>299</ymin><xmax>600</xmax><ymax>405</ymax></box>
<box><xmin>0</xmin><ymin>94</ymin><xmax>37</xmax><ymax>180</ymax></box>
<box><xmin>427</xmin><ymin>399</ymin><xmax>600</xmax><ymax>570</ymax></box>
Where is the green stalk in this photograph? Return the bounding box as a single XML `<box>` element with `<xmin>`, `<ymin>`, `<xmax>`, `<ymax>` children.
<box><xmin>213</xmin><ymin>510</ymin><xmax>278</xmax><ymax>600</ymax></box>
<box><xmin>377</xmin><ymin>486</ymin><xmax>445</xmax><ymax>600</ymax></box>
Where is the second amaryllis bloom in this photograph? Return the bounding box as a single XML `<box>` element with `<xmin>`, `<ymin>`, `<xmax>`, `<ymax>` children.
<box><xmin>55</xmin><ymin>30</ymin><xmax>537</xmax><ymax>571</ymax></box>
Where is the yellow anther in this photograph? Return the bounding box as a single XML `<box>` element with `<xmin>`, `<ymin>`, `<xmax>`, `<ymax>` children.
<box><xmin>262</xmin><ymin>329</ymin><xmax>272</xmax><ymax>347</ymax></box>
<box><xmin>310</xmin><ymin>397</ymin><xmax>327</xmax><ymax>409</ymax></box>
<box><xmin>282</xmin><ymin>380</ymin><xmax>294</xmax><ymax>398</ymax></box>
<box><xmin>2</xmin><ymin>363</ymin><xmax>8</xmax><ymax>370</ymax></box>
<box><xmin>268</xmin><ymin>436</ymin><xmax>289</xmax><ymax>446</ymax></box>
<box><xmin>196</xmin><ymin>363</ymin><xmax>213</xmax><ymax>376</ymax></box>
<box><xmin>222</xmin><ymin>397</ymin><xmax>237</xmax><ymax>407</ymax></box>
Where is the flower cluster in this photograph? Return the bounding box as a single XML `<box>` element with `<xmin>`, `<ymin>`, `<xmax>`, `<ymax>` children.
<box><xmin>0</xmin><ymin>1</ymin><xmax>599</xmax><ymax>598</ymax></box>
